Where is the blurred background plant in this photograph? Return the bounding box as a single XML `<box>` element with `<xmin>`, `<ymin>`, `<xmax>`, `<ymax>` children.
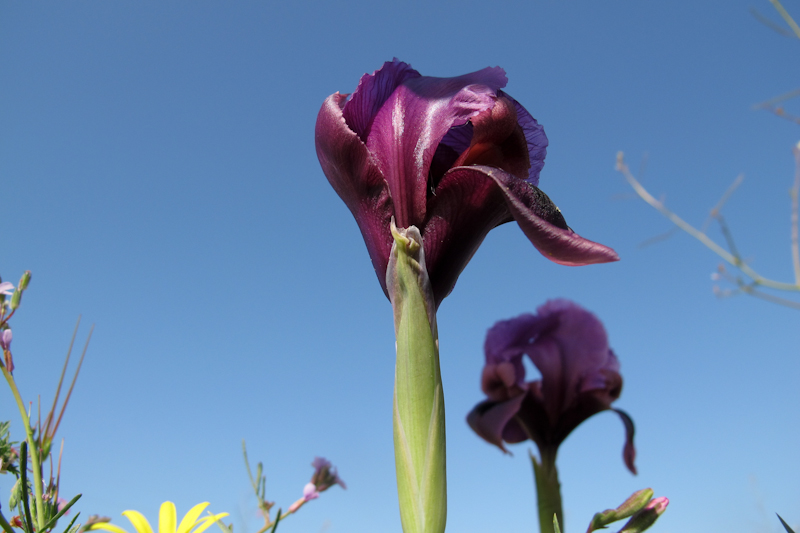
<box><xmin>617</xmin><ymin>0</ymin><xmax>800</xmax><ymax>311</ymax></box>
<box><xmin>0</xmin><ymin>270</ymin><xmax>90</xmax><ymax>533</ymax></box>
<box><xmin>0</xmin><ymin>272</ymin><xmax>344</xmax><ymax>533</ymax></box>
<box><xmin>239</xmin><ymin>442</ymin><xmax>344</xmax><ymax>533</ymax></box>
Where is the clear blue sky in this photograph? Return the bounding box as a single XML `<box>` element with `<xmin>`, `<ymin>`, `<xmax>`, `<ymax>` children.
<box><xmin>1</xmin><ymin>2</ymin><xmax>799</xmax><ymax>532</ymax></box>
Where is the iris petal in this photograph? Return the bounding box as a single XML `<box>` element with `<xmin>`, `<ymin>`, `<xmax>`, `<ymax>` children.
<box><xmin>498</xmin><ymin>91</ymin><xmax>548</xmax><ymax>185</ymax></box>
<box><xmin>366</xmin><ymin>67</ymin><xmax>507</xmax><ymax>228</ymax></box>
<box><xmin>342</xmin><ymin>59</ymin><xmax>421</xmax><ymax>142</ymax></box>
<box><xmin>614</xmin><ymin>408</ymin><xmax>637</xmax><ymax>475</ymax></box>
<box><xmin>464</xmin><ymin>166</ymin><xmax>620</xmax><ymax>265</ymax></box>
<box><xmin>315</xmin><ymin>92</ymin><xmax>395</xmax><ymax>298</ymax></box>
<box><xmin>466</xmin><ymin>393</ymin><xmax>526</xmax><ymax>453</ymax></box>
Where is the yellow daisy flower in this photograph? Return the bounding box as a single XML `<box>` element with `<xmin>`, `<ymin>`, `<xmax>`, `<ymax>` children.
<box><xmin>89</xmin><ymin>502</ymin><xmax>228</xmax><ymax>533</ymax></box>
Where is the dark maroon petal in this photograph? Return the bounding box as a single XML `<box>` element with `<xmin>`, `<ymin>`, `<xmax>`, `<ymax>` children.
<box><xmin>461</xmin><ymin>166</ymin><xmax>620</xmax><ymax>265</ymax></box>
<box><xmin>421</xmin><ymin>164</ymin><xmax>511</xmax><ymax>305</ymax></box>
<box><xmin>452</xmin><ymin>95</ymin><xmax>531</xmax><ymax>182</ymax></box>
<box><xmin>498</xmin><ymin>91</ymin><xmax>548</xmax><ymax>186</ymax></box>
<box><xmin>341</xmin><ymin>59</ymin><xmax>421</xmax><ymax>142</ymax></box>
<box><xmin>366</xmin><ymin>67</ymin><xmax>507</xmax><ymax>228</ymax></box>
<box><xmin>466</xmin><ymin>393</ymin><xmax>526</xmax><ymax>453</ymax></box>
<box><xmin>614</xmin><ymin>408</ymin><xmax>637</xmax><ymax>475</ymax></box>
<box><xmin>510</xmin><ymin>381</ymin><xmax>553</xmax><ymax>449</ymax></box>
<box><xmin>315</xmin><ymin>93</ymin><xmax>394</xmax><ymax>297</ymax></box>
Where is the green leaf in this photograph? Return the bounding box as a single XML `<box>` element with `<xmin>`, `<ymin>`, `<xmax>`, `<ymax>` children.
<box><xmin>778</xmin><ymin>514</ymin><xmax>796</xmax><ymax>533</ymax></box>
<box><xmin>41</xmin><ymin>494</ymin><xmax>82</xmax><ymax>532</ymax></box>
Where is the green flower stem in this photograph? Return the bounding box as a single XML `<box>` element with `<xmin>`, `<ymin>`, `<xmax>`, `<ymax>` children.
<box><xmin>2</xmin><ymin>365</ymin><xmax>46</xmax><ymax>532</ymax></box>
<box><xmin>531</xmin><ymin>449</ymin><xmax>562</xmax><ymax>533</ymax></box>
<box><xmin>387</xmin><ymin>223</ymin><xmax>446</xmax><ymax>533</ymax></box>
<box><xmin>0</xmin><ymin>510</ymin><xmax>16</xmax><ymax>533</ymax></box>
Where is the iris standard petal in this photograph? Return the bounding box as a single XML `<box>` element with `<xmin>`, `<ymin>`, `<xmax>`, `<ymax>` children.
<box><xmin>122</xmin><ymin>511</ymin><xmax>155</xmax><ymax>533</ymax></box>
<box><xmin>158</xmin><ymin>502</ymin><xmax>177</xmax><ymax>533</ymax></box>
<box><xmin>498</xmin><ymin>91</ymin><xmax>548</xmax><ymax>185</ymax></box>
<box><xmin>342</xmin><ymin>59</ymin><xmax>421</xmax><ymax>142</ymax></box>
<box><xmin>452</xmin><ymin>95</ymin><xmax>531</xmax><ymax>181</ymax></box>
<box><xmin>366</xmin><ymin>67</ymin><xmax>507</xmax><ymax>228</ymax></box>
<box><xmin>176</xmin><ymin>502</ymin><xmax>209</xmax><ymax>533</ymax></box>
<box><xmin>315</xmin><ymin>92</ymin><xmax>395</xmax><ymax>297</ymax></box>
<box><xmin>528</xmin><ymin>300</ymin><xmax>615</xmax><ymax>410</ymax></box>
<box><xmin>483</xmin><ymin>312</ymin><xmax>556</xmax><ymax>366</ymax></box>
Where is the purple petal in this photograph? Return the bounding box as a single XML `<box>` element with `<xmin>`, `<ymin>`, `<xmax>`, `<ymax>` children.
<box><xmin>334</xmin><ymin>473</ymin><xmax>347</xmax><ymax>490</ymax></box>
<box><xmin>498</xmin><ymin>91</ymin><xmax>548</xmax><ymax>186</ymax></box>
<box><xmin>614</xmin><ymin>408</ymin><xmax>637</xmax><ymax>475</ymax></box>
<box><xmin>526</xmin><ymin>300</ymin><xmax>617</xmax><ymax>412</ymax></box>
<box><xmin>302</xmin><ymin>482</ymin><xmax>320</xmax><ymax>502</ymax></box>
<box><xmin>482</xmin><ymin>312</ymin><xmax>558</xmax><ymax>385</ymax></box>
<box><xmin>481</xmin><ymin>362</ymin><xmax>525</xmax><ymax>401</ymax></box>
<box><xmin>0</xmin><ymin>329</ymin><xmax>11</xmax><ymax>350</ymax></box>
<box><xmin>311</xmin><ymin>457</ymin><xmax>331</xmax><ymax>471</ymax></box>
<box><xmin>315</xmin><ymin>93</ymin><xmax>395</xmax><ymax>298</ymax></box>
<box><xmin>0</xmin><ymin>282</ymin><xmax>13</xmax><ymax>296</ymax></box>
<box><xmin>366</xmin><ymin>67</ymin><xmax>507</xmax><ymax>228</ymax></box>
<box><xmin>421</xmin><ymin>164</ymin><xmax>511</xmax><ymax>305</ymax></box>
<box><xmin>466</xmin><ymin>393</ymin><xmax>526</xmax><ymax>453</ymax></box>
<box><xmin>422</xmin><ymin>166</ymin><xmax>616</xmax><ymax>305</ymax></box>
<box><xmin>438</xmin><ymin>122</ymin><xmax>473</xmax><ymax>156</ymax></box>
<box><xmin>342</xmin><ymin>59</ymin><xmax>421</xmax><ymax>142</ymax></box>
<box><xmin>451</xmin><ymin>95</ymin><xmax>532</xmax><ymax>182</ymax></box>
<box><xmin>460</xmin><ymin>165</ymin><xmax>620</xmax><ymax>265</ymax></box>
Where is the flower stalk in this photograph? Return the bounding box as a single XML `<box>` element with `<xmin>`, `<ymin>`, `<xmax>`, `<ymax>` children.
<box><xmin>387</xmin><ymin>222</ymin><xmax>446</xmax><ymax>533</ymax></box>
<box><xmin>531</xmin><ymin>450</ymin><xmax>562</xmax><ymax>533</ymax></box>
<box><xmin>2</xmin><ymin>365</ymin><xmax>46</xmax><ymax>532</ymax></box>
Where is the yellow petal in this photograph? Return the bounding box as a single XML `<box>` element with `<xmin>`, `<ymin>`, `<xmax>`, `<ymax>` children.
<box><xmin>176</xmin><ymin>503</ymin><xmax>209</xmax><ymax>533</ymax></box>
<box><xmin>123</xmin><ymin>511</ymin><xmax>155</xmax><ymax>533</ymax></box>
<box><xmin>191</xmin><ymin>513</ymin><xmax>230</xmax><ymax>533</ymax></box>
<box><xmin>87</xmin><ymin>523</ymin><xmax>130</xmax><ymax>533</ymax></box>
<box><xmin>159</xmin><ymin>502</ymin><xmax>177</xmax><ymax>533</ymax></box>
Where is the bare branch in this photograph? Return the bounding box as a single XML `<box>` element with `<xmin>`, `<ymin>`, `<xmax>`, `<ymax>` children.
<box><xmin>769</xmin><ymin>0</ymin><xmax>800</xmax><ymax>39</ymax></box>
<box><xmin>616</xmin><ymin>151</ymin><xmax>800</xmax><ymax>295</ymax></box>
<box><xmin>791</xmin><ymin>143</ymin><xmax>800</xmax><ymax>284</ymax></box>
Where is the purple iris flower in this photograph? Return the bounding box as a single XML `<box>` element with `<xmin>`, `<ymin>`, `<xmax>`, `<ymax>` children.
<box><xmin>315</xmin><ymin>60</ymin><xmax>619</xmax><ymax>307</ymax></box>
<box><xmin>467</xmin><ymin>299</ymin><xmax>636</xmax><ymax>474</ymax></box>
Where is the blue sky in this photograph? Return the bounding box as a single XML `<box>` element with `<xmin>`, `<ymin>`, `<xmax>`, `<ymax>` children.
<box><xmin>1</xmin><ymin>1</ymin><xmax>799</xmax><ymax>532</ymax></box>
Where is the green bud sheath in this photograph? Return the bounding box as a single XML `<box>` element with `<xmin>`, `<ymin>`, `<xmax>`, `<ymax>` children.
<box><xmin>19</xmin><ymin>271</ymin><xmax>31</xmax><ymax>291</ymax></box>
<box><xmin>387</xmin><ymin>221</ymin><xmax>446</xmax><ymax>533</ymax></box>
<box><xmin>587</xmin><ymin>488</ymin><xmax>654</xmax><ymax>533</ymax></box>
